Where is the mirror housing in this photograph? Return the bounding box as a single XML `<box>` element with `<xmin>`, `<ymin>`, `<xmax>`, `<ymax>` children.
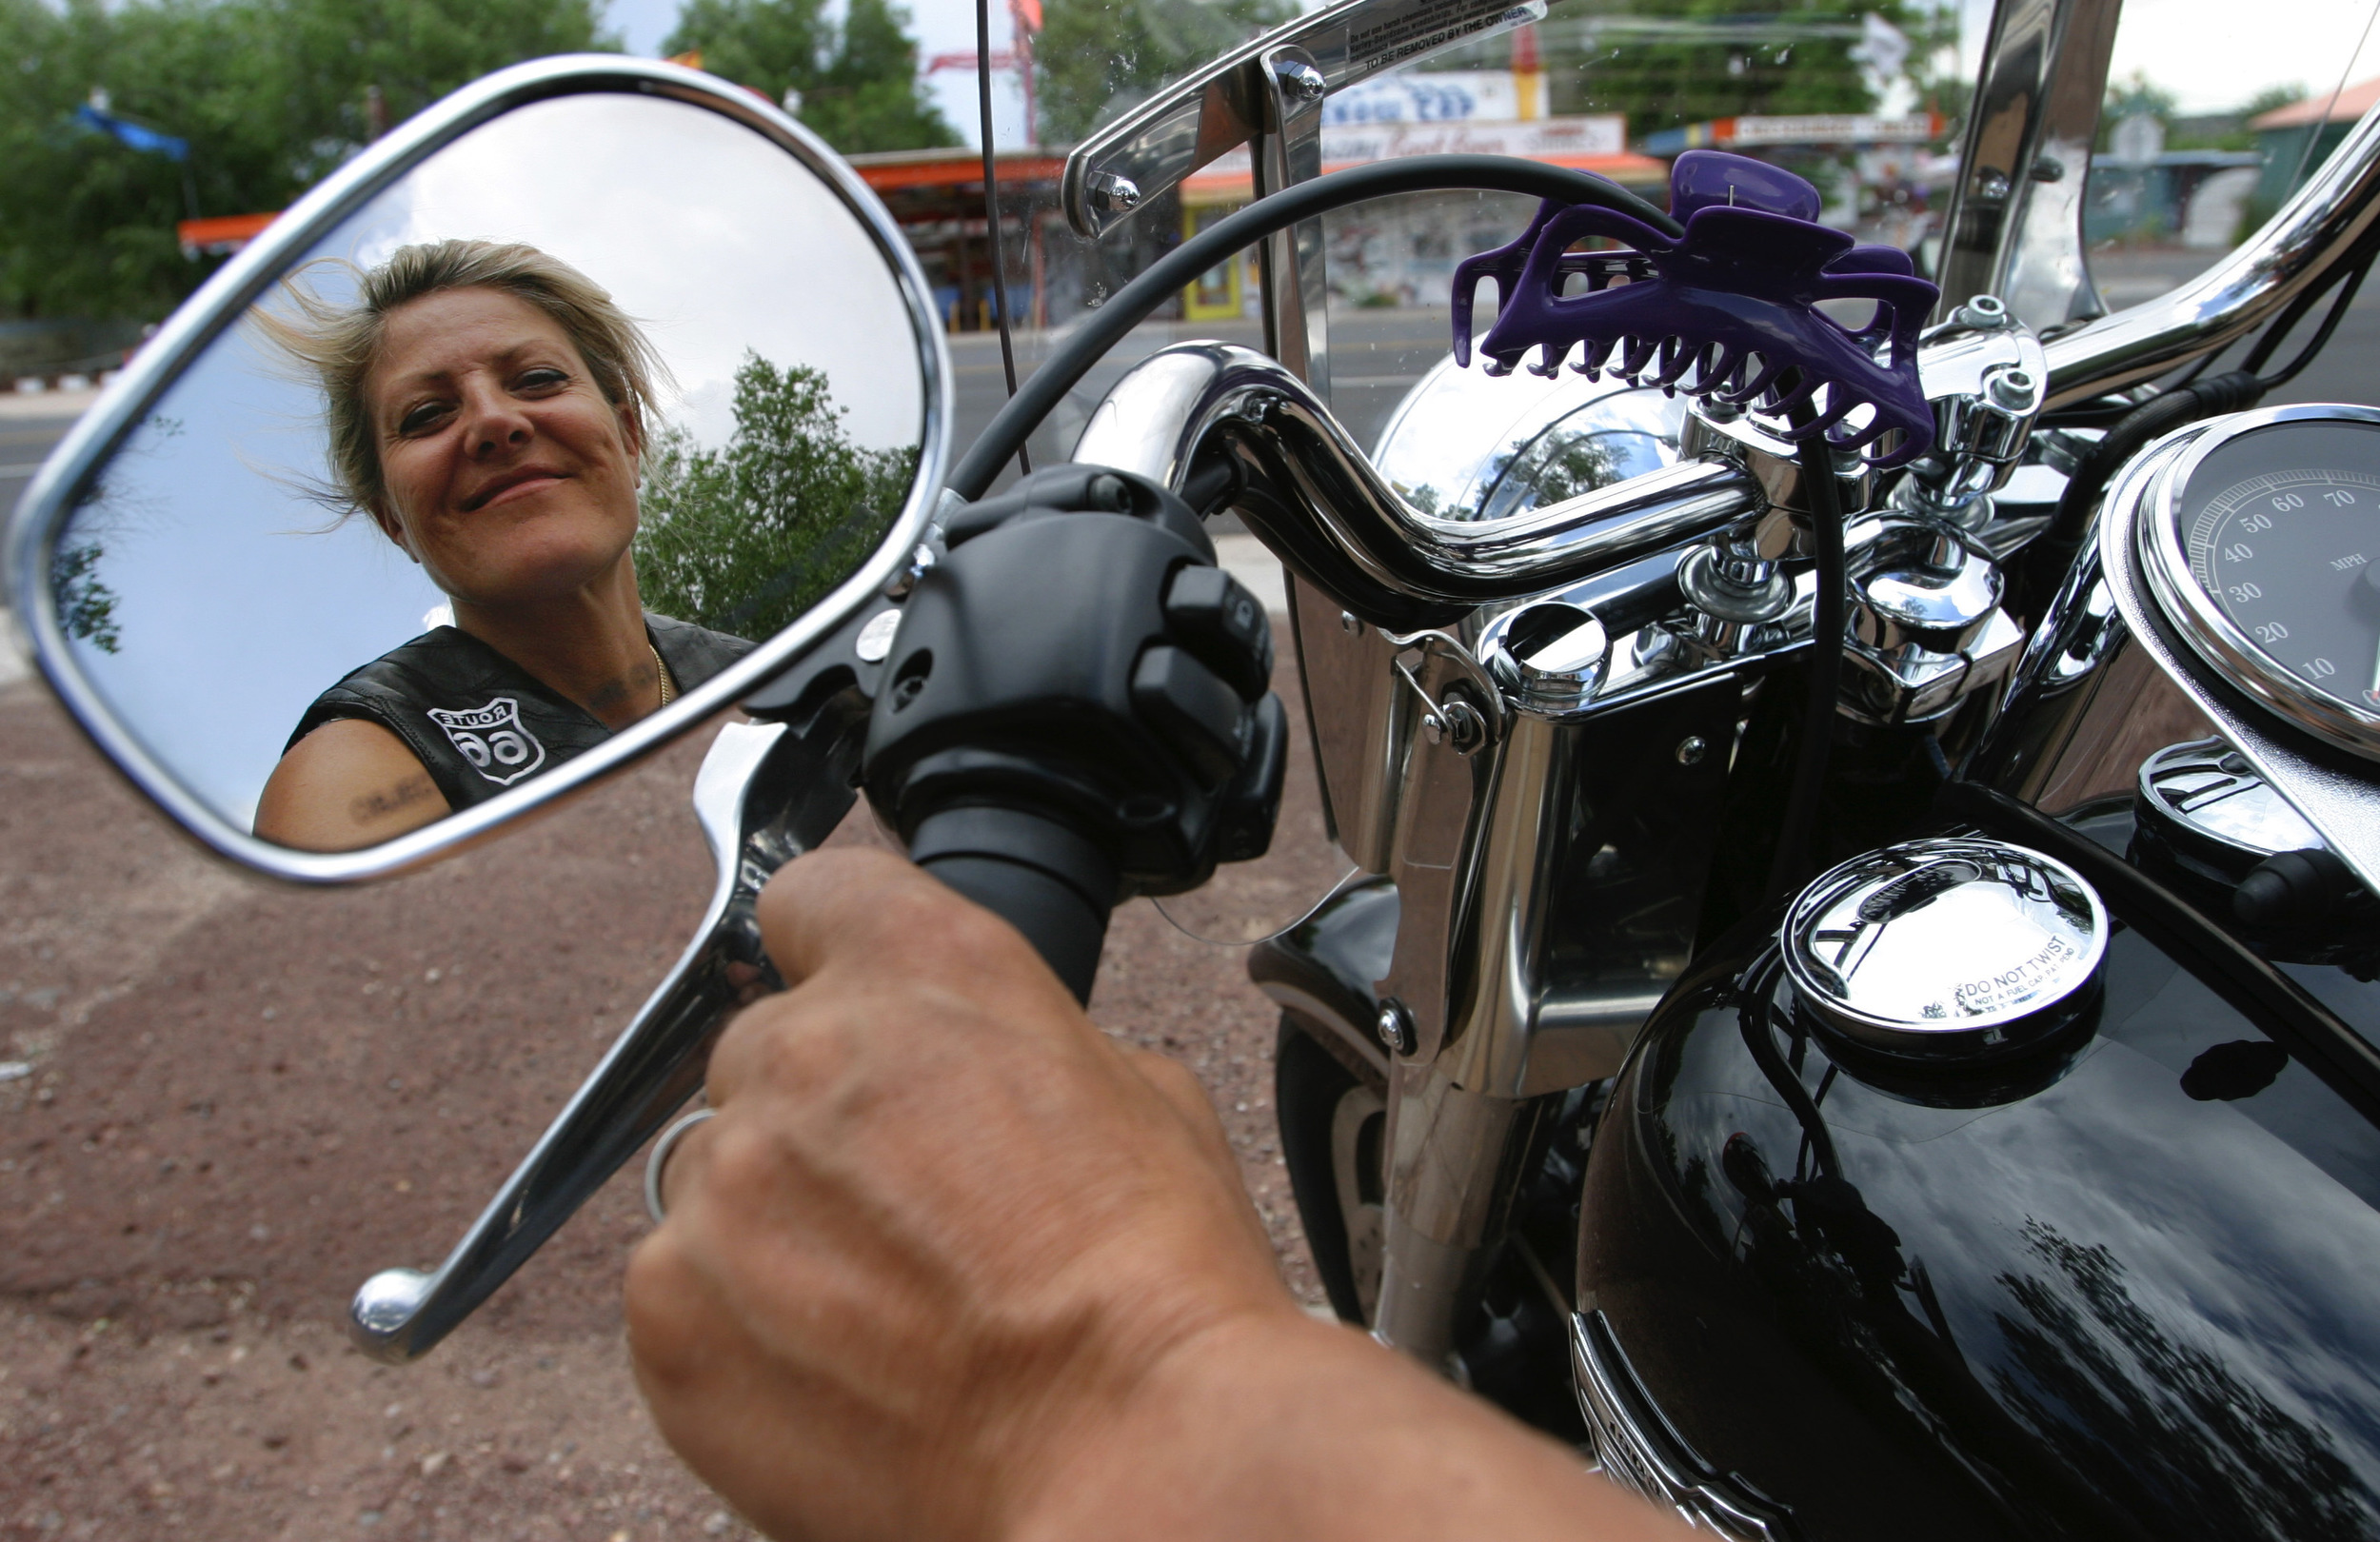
<box><xmin>7</xmin><ymin>55</ymin><xmax>949</xmax><ymax>883</ymax></box>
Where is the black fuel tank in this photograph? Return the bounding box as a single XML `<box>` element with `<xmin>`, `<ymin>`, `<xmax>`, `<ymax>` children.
<box><xmin>1577</xmin><ymin>807</ymin><xmax>2380</xmax><ymax>1541</ymax></box>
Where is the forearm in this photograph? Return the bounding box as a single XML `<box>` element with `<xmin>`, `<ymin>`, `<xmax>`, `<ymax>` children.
<box><xmin>1014</xmin><ymin>1309</ymin><xmax>1691</xmax><ymax>1542</ymax></box>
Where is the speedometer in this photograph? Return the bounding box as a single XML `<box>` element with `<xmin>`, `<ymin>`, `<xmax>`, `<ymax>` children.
<box><xmin>2139</xmin><ymin>406</ymin><xmax>2380</xmax><ymax>761</ymax></box>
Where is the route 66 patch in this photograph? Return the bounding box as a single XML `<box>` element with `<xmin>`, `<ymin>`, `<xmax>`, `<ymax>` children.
<box><xmin>426</xmin><ymin>698</ymin><xmax>547</xmax><ymax>786</ymax></box>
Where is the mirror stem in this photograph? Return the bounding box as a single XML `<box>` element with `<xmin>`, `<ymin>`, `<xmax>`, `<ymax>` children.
<box><xmin>345</xmin><ymin>714</ymin><xmax>861</xmax><ymax>1362</ymax></box>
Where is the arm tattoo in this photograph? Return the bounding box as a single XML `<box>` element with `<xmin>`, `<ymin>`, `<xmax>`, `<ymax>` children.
<box><xmin>349</xmin><ymin>773</ymin><xmax>438</xmax><ymax>825</ymax></box>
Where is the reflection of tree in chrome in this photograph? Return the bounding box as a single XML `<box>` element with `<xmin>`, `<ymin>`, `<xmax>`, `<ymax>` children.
<box><xmin>634</xmin><ymin>353</ymin><xmax>915</xmax><ymax>642</ymax></box>
<box><xmin>1990</xmin><ymin>1218</ymin><xmax>2380</xmax><ymax>1536</ymax></box>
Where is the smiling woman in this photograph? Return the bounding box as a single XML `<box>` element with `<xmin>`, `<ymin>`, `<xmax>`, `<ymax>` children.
<box><xmin>249</xmin><ymin>241</ymin><xmax>756</xmax><ymax>852</ymax></box>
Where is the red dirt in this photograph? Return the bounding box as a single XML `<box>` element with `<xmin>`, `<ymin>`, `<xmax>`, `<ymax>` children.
<box><xmin>0</xmin><ymin>621</ymin><xmax>1339</xmax><ymax>1541</ymax></box>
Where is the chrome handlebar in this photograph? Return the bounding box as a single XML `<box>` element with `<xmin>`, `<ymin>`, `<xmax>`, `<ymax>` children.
<box><xmin>2043</xmin><ymin>103</ymin><xmax>2380</xmax><ymax>408</ymax></box>
<box><xmin>1072</xmin><ymin>342</ymin><xmax>1762</xmax><ymax>627</ymax></box>
<box><xmin>1081</xmin><ymin>98</ymin><xmax>2380</xmax><ymax>617</ymax></box>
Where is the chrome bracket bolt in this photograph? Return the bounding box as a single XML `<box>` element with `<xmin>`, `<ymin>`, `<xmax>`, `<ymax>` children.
<box><xmin>1424</xmin><ymin>699</ymin><xmax>1484</xmax><ymax>753</ymax></box>
<box><xmin>1376</xmin><ymin>998</ymin><xmax>1418</xmax><ymax>1057</ymax></box>
<box><xmin>883</xmin><ymin>542</ymin><xmax>936</xmax><ymax>599</ymax></box>
<box><xmin>1676</xmin><ymin>734</ymin><xmax>1707</xmax><ymax>765</ymax></box>
<box><xmin>1087</xmin><ymin>170</ymin><xmax>1141</xmax><ymax>214</ymax></box>
<box><xmin>1984</xmin><ymin>365</ymin><xmax>2037</xmax><ymax>412</ymax></box>
<box><xmin>1273</xmin><ymin>58</ymin><xmax>1327</xmax><ymax>105</ymax></box>
<box><xmin>1954</xmin><ymin>293</ymin><xmax>2009</xmax><ymax>330</ymax></box>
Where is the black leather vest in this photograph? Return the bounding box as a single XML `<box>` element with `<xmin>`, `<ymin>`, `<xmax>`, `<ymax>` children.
<box><xmin>288</xmin><ymin>614</ymin><xmax>754</xmax><ymax>811</ymax></box>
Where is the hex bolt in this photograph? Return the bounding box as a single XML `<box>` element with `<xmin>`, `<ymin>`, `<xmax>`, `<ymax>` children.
<box><xmin>1984</xmin><ymin>366</ymin><xmax>2036</xmax><ymax>412</ymax></box>
<box><xmin>882</xmin><ymin>542</ymin><xmax>936</xmax><ymax>599</ymax></box>
<box><xmin>1438</xmin><ymin>700</ymin><xmax>1484</xmax><ymax>752</ymax></box>
<box><xmin>1088</xmin><ymin>171</ymin><xmax>1141</xmax><ymax>213</ymax></box>
<box><xmin>1274</xmin><ymin>59</ymin><xmax>1327</xmax><ymax>104</ymax></box>
<box><xmin>1339</xmin><ymin>610</ymin><xmax>1362</xmax><ymax>634</ymax></box>
<box><xmin>1676</xmin><ymin>735</ymin><xmax>1707</xmax><ymax>765</ymax></box>
<box><xmin>1376</xmin><ymin>998</ymin><xmax>1418</xmax><ymax>1057</ymax></box>
<box><xmin>1954</xmin><ymin>294</ymin><xmax>2009</xmax><ymax>329</ymax></box>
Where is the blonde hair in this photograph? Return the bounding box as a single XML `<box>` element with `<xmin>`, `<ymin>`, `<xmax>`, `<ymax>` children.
<box><xmin>254</xmin><ymin>239</ymin><xmax>666</xmax><ymax>522</ymax></box>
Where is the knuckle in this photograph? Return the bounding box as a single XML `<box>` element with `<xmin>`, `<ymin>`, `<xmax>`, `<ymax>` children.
<box><xmin>622</xmin><ymin>1235</ymin><xmax>705</xmax><ymax>1376</ymax></box>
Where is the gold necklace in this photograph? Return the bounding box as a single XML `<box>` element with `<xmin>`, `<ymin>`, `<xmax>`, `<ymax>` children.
<box><xmin>650</xmin><ymin>642</ymin><xmax>675</xmax><ymax>707</ymax></box>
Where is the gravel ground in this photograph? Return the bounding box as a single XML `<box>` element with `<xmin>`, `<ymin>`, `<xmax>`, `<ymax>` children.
<box><xmin>0</xmin><ymin>616</ymin><xmax>1339</xmax><ymax>1541</ymax></box>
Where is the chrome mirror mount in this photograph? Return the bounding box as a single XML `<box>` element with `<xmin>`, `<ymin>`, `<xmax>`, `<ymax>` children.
<box><xmin>347</xmin><ymin>710</ymin><xmax>863</xmax><ymax>1361</ymax></box>
<box><xmin>1059</xmin><ymin>0</ymin><xmax>1549</xmax><ymax>241</ymax></box>
<box><xmin>1929</xmin><ymin>0</ymin><xmax>2122</xmax><ymax>336</ymax></box>
<box><xmin>6</xmin><ymin>55</ymin><xmax>950</xmax><ymax>886</ymax></box>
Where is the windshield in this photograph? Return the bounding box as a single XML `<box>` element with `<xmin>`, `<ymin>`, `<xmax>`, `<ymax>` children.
<box><xmin>897</xmin><ymin>0</ymin><xmax>1971</xmax><ymax>940</ymax></box>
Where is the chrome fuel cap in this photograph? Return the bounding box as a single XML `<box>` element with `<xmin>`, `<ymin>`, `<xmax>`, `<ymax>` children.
<box><xmin>2136</xmin><ymin>738</ymin><xmax>2323</xmax><ymax>880</ymax></box>
<box><xmin>1781</xmin><ymin>838</ymin><xmax>2107</xmax><ymax>1058</ymax></box>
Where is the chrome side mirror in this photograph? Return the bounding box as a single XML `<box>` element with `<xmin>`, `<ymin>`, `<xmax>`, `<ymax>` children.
<box><xmin>7</xmin><ymin>55</ymin><xmax>948</xmax><ymax>881</ymax></box>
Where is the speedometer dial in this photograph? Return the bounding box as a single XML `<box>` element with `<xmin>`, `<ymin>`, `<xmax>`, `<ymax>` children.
<box><xmin>2140</xmin><ymin>409</ymin><xmax>2380</xmax><ymax>761</ymax></box>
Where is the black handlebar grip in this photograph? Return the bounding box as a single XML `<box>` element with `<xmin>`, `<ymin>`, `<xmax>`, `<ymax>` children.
<box><xmin>907</xmin><ymin>806</ymin><xmax>1118</xmax><ymax>1003</ymax></box>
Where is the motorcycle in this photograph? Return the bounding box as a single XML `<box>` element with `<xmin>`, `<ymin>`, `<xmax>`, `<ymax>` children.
<box><xmin>16</xmin><ymin>0</ymin><xmax>2380</xmax><ymax>1533</ymax></box>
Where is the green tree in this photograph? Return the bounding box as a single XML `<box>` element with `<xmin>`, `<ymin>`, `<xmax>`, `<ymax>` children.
<box><xmin>663</xmin><ymin>0</ymin><xmax>957</xmax><ymax>153</ymax></box>
<box><xmin>1033</xmin><ymin>0</ymin><xmax>1297</xmax><ymax>145</ymax></box>
<box><xmin>1543</xmin><ymin>0</ymin><xmax>1930</xmax><ymax>139</ymax></box>
<box><xmin>2244</xmin><ymin>83</ymin><xmax>2309</xmax><ymax>121</ymax></box>
<box><xmin>0</xmin><ymin>0</ymin><xmax>612</xmax><ymax>323</ymax></box>
<box><xmin>635</xmin><ymin>354</ymin><xmax>918</xmax><ymax>641</ymax></box>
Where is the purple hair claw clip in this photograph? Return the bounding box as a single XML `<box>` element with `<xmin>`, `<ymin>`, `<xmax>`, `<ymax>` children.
<box><xmin>1451</xmin><ymin>150</ymin><xmax>1941</xmax><ymax>466</ymax></box>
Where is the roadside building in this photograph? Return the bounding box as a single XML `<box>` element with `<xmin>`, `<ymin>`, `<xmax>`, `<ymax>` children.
<box><xmin>2251</xmin><ymin>78</ymin><xmax>2380</xmax><ymax>221</ymax></box>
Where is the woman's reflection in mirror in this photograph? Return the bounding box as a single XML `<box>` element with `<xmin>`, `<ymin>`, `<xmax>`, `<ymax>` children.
<box><xmin>250</xmin><ymin>241</ymin><xmax>754</xmax><ymax>852</ymax></box>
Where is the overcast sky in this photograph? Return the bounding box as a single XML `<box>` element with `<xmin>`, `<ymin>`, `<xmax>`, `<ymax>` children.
<box><xmin>599</xmin><ymin>0</ymin><xmax>2380</xmax><ymax>128</ymax></box>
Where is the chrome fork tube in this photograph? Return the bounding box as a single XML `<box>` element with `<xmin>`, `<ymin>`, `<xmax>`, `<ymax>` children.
<box><xmin>1370</xmin><ymin>707</ymin><xmax>1569</xmax><ymax>1364</ymax></box>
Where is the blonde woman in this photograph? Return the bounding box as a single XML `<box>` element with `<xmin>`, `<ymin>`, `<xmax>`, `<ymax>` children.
<box><xmin>252</xmin><ymin>240</ymin><xmax>751</xmax><ymax>852</ymax></box>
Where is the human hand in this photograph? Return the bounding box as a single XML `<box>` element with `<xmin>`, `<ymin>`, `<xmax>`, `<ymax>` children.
<box><xmin>625</xmin><ymin>846</ymin><xmax>1299</xmax><ymax>1540</ymax></box>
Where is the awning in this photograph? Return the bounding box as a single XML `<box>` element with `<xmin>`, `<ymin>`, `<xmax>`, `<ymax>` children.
<box><xmin>845</xmin><ymin>147</ymin><xmax>1065</xmax><ymax>193</ymax></box>
<box><xmin>2251</xmin><ymin>78</ymin><xmax>2380</xmax><ymax>129</ymax></box>
<box><xmin>1182</xmin><ymin>149</ymin><xmax>1670</xmax><ymax>204</ymax></box>
<box><xmin>177</xmin><ymin>211</ymin><xmax>277</xmax><ymax>259</ymax></box>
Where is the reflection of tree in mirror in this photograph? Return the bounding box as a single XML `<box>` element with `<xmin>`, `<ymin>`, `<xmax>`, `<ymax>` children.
<box><xmin>635</xmin><ymin>353</ymin><xmax>916</xmax><ymax>642</ymax></box>
<box><xmin>50</xmin><ymin>539</ymin><xmax>122</xmax><ymax>655</ymax></box>
<box><xmin>1478</xmin><ymin>430</ymin><xmax>1622</xmax><ymax>520</ymax></box>
<box><xmin>49</xmin><ymin>411</ymin><xmax>181</xmax><ymax>657</ymax></box>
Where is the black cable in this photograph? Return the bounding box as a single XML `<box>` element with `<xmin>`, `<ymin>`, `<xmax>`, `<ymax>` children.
<box><xmin>2255</xmin><ymin>247</ymin><xmax>2376</xmax><ymax>388</ymax></box>
<box><xmin>2031</xmin><ymin>368</ymin><xmax>2268</xmax><ymax>574</ymax></box>
<box><xmin>945</xmin><ymin>156</ymin><xmax>1682</xmax><ymax>501</ymax></box>
<box><xmin>2241</xmin><ymin>258</ymin><xmax>2353</xmax><ymax>378</ymax></box>
<box><xmin>2032</xmin><ymin>240</ymin><xmax>2371</xmax><ymax>580</ymax></box>
<box><xmin>976</xmin><ymin>0</ymin><xmax>1028</xmax><ymax>476</ymax></box>
<box><xmin>1764</xmin><ymin>402</ymin><xmax>1846</xmax><ymax>903</ymax></box>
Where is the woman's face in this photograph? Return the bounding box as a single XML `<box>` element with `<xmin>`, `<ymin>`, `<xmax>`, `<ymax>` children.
<box><xmin>364</xmin><ymin>287</ymin><xmax>642</xmax><ymax>608</ymax></box>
